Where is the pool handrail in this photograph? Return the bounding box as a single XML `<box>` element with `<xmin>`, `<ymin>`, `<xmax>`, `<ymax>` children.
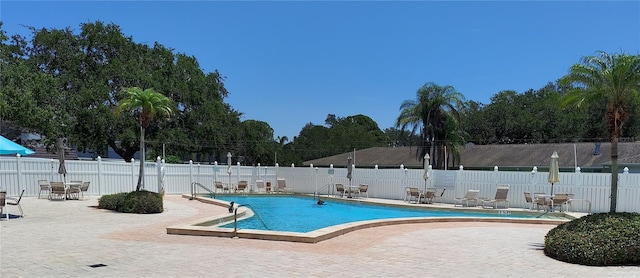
<box><xmin>190</xmin><ymin>182</ymin><xmax>215</xmax><ymax>200</ymax></box>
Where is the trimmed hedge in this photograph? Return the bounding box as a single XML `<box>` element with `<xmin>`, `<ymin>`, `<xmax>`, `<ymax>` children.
<box><xmin>544</xmin><ymin>212</ymin><xmax>640</xmax><ymax>266</ymax></box>
<box><xmin>98</xmin><ymin>190</ymin><xmax>163</xmax><ymax>214</ymax></box>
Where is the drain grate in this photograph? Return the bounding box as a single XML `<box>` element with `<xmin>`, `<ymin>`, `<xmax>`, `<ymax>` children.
<box><xmin>89</xmin><ymin>263</ymin><xmax>107</xmax><ymax>268</ymax></box>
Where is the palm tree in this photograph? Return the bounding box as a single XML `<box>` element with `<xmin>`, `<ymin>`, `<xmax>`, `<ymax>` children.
<box><xmin>116</xmin><ymin>87</ymin><xmax>174</xmax><ymax>191</ymax></box>
<box><xmin>396</xmin><ymin>82</ymin><xmax>466</xmax><ymax>169</ymax></box>
<box><xmin>561</xmin><ymin>51</ymin><xmax>640</xmax><ymax>212</ymax></box>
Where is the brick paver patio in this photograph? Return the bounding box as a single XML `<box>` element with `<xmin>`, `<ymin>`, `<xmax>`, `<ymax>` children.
<box><xmin>1</xmin><ymin>195</ymin><xmax>638</xmax><ymax>277</ymax></box>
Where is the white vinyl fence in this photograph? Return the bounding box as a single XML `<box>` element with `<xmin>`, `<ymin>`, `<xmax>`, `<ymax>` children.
<box><xmin>1</xmin><ymin>156</ymin><xmax>639</xmax><ymax>213</ymax></box>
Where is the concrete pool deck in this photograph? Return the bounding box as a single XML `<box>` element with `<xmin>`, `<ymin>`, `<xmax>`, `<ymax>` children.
<box><xmin>2</xmin><ymin>195</ymin><xmax>639</xmax><ymax>277</ymax></box>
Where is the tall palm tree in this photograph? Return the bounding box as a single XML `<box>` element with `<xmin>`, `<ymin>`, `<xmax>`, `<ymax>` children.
<box><xmin>396</xmin><ymin>82</ymin><xmax>466</xmax><ymax>169</ymax></box>
<box><xmin>116</xmin><ymin>87</ymin><xmax>174</xmax><ymax>191</ymax></box>
<box><xmin>561</xmin><ymin>51</ymin><xmax>640</xmax><ymax>212</ymax></box>
<box><xmin>440</xmin><ymin>112</ymin><xmax>468</xmax><ymax>169</ymax></box>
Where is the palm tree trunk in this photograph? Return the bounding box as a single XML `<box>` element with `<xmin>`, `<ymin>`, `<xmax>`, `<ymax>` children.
<box><xmin>610</xmin><ymin>136</ymin><xmax>619</xmax><ymax>212</ymax></box>
<box><xmin>136</xmin><ymin>126</ymin><xmax>145</xmax><ymax>191</ymax></box>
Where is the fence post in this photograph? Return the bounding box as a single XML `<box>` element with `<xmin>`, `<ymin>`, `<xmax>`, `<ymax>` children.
<box><xmin>374</xmin><ymin>165</ymin><xmax>378</xmax><ymax>197</ymax></box>
<box><xmin>214</xmin><ymin>161</ymin><xmax>218</xmax><ymax>185</ymax></box>
<box><xmin>16</xmin><ymin>154</ymin><xmax>22</xmax><ymax>194</ymax></box>
<box><xmin>50</xmin><ymin>158</ymin><xmax>55</xmax><ymax>184</ymax></box>
<box><xmin>97</xmin><ymin>156</ymin><xmax>103</xmax><ymax>195</ymax></box>
<box><xmin>400</xmin><ymin>164</ymin><xmax>406</xmax><ymax>199</ymax></box>
<box><xmin>130</xmin><ymin>158</ymin><xmax>136</xmax><ymax>191</ymax></box>
<box><xmin>157</xmin><ymin>156</ymin><xmax>162</xmax><ymax>194</ymax></box>
<box><xmin>237</xmin><ymin>162</ymin><xmax>241</xmax><ymax>183</ymax></box>
<box><xmin>264</xmin><ymin>166</ymin><xmax>268</xmax><ymax>188</ymax></box>
<box><xmin>530</xmin><ymin>166</ymin><xmax>537</xmax><ymax>185</ymax></box>
<box><xmin>455</xmin><ymin>165</ymin><xmax>464</xmax><ymax>195</ymax></box>
<box><xmin>189</xmin><ymin>160</ymin><xmax>193</xmax><ymax>187</ymax></box>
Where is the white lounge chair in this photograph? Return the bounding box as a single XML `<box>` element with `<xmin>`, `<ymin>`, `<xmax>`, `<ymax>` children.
<box><xmin>255</xmin><ymin>180</ymin><xmax>266</xmax><ymax>193</ymax></box>
<box><xmin>433</xmin><ymin>188</ymin><xmax>446</xmax><ymax>203</ymax></box>
<box><xmin>454</xmin><ymin>189</ymin><xmax>480</xmax><ymax>207</ymax></box>
<box><xmin>357</xmin><ymin>184</ymin><xmax>369</xmax><ymax>198</ymax></box>
<box><xmin>236</xmin><ymin>181</ymin><xmax>248</xmax><ymax>194</ymax></box>
<box><xmin>335</xmin><ymin>183</ymin><xmax>346</xmax><ymax>197</ymax></box>
<box><xmin>481</xmin><ymin>185</ymin><xmax>510</xmax><ymax>209</ymax></box>
<box><xmin>214</xmin><ymin>181</ymin><xmax>229</xmax><ymax>193</ymax></box>
<box><xmin>276</xmin><ymin>178</ymin><xmax>293</xmax><ymax>194</ymax></box>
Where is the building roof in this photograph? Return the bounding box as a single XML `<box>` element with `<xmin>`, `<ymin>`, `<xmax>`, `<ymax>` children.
<box><xmin>303</xmin><ymin>142</ymin><xmax>640</xmax><ymax>169</ymax></box>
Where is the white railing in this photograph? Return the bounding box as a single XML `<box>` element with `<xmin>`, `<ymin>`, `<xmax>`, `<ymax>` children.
<box><xmin>1</xmin><ymin>156</ymin><xmax>638</xmax><ymax>213</ymax></box>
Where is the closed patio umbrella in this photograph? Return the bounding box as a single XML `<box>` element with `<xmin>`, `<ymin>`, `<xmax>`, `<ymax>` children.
<box><xmin>226</xmin><ymin>152</ymin><xmax>233</xmax><ymax>186</ymax></box>
<box><xmin>548</xmin><ymin>151</ymin><xmax>560</xmax><ymax>196</ymax></box>
<box><xmin>57</xmin><ymin>138</ymin><xmax>67</xmax><ymax>183</ymax></box>
<box><xmin>0</xmin><ymin>135</ymin><xmax>35</xmax><ymax>156</ymax></box>
<box><xmin>346</xmin><ymin>155</ymin><xmax>353</xmax><ymax>187</ymax></box>
<box><xmin>423</xmin><ymin>153</ymin><xmax>430</xmax><ymax>191</ymax></box>
<box><xmin>346</xmin><ymin>155</ymin><xmax>354</xmax><ymax>198</ymax></box>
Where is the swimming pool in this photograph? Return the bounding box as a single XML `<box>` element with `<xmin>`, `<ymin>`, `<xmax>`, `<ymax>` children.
<box><xmin>167</xmin><ymin>194</ymin><xmax>570</xmax><ymax>243</ymax></box>
<box><xmin>213</xmin><ymin>195</ymin><xmax>537</xmax><ymax>233</ymax></box>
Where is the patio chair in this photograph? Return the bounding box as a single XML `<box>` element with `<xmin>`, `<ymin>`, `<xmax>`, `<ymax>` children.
<box><xmin>533</xmin><ymin>192</ymin><xmax>548</xmax><ymax>210</ymax></box>
<box><xmin>433</xmin><ymin>188</ymin><xmax>446</xmax><ymax>203</ymax></box>
<box><xmin>67</xmin><ymin>184</ymin><xmax>81</xmax><ymax>200</ymax></box>
<box><xmin>79</xmin><ymin>181</ymin><xmax>90</xmax><ymax>200</ymax></box>
<box><xmin>358</xmin><ymin>184</ymin><xmax>369</xmax><ymax>198</ymax></box>
<box><xmin>407</xmin><ymin>187</ymin><xmax>423</xmax><ymax>204</ymax></box>
<box><xmin>38</xmin><ymin>180</ymin><xmax>50</xmax><ymax>199</ymax></box>
<box><xmin>214</xmin><ymin>181</ymin><xmax>229</xmax><ymax>193</ymax></box>
<box><xmin>481</xmin><ymin>185</ymin><xmax>510</xmax><ymax>209</ymax></box>
<box><xmin>422</xmin><ymin>187</ymin><xmax>437</xmax><ymax>204</ymax></box>
<box><xmin>49</xmin><ymin>181</ymin><xmax>67</xmax><ymax>200</ymax></box>
<box><xmin>548</xmin><ymin>193</ymin><xmax>571</xmax><ymax>212</ymax></box>
<box><xmin>236</xmin><ymin>180</ymin><xmax>248</xmax><ymax>194</ymax></box>
<box><xmin>0</xmin><ymin>191</ymin><xmax>5</xmax><ymax>219</ymax></box>
<box><xmin>523</xmin><ymin>192</ymin><xmax>536</xmax><ymax>210</ymax></box>
<box><xmin>255</xmin><ymin>180</ymin><xmax>266</xmax><ymax>193</ymax></box>
<box><xmin>454</xmin><ymin>189</ymin><xmax>480</xmax><ymax>207</ymax></box>
<box><xmin>335</xmin><ymin>183</ymin><xmax>346</xmax><ymax>197</ymax></box>
<box><xmin>276</xmin><ymin>178</ymin><xmax>293</xmax><ymax>194</ymax></box>
<box><xmin>404</xmin><ymin>187</ymin><xmax>412</xmax><ymax>202</ymax></box>
<box><xmin>5</xmin><ymin>189</ymin><xmax>25</xmax><ymax>217</ymax></box>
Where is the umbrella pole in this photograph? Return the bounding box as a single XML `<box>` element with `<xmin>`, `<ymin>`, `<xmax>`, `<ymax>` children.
<box><xmin>550</xmin><ymin>183</ymin><xmax>555</xmax><ymax>212</ymax></box>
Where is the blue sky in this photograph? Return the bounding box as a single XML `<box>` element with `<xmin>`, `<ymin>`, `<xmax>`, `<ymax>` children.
<box><xmin>2</xmin><ymin>1</ymin><xmax>639</xmax><ymax>140</ymax></box>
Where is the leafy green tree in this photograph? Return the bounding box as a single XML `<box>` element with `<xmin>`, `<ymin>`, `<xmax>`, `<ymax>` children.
<box><xmin>239</xmin><ymin>120</ymin><xmax>275</xmax><ymax>165</ymax></box>
<box><xmin>560</xmin><ymin>51</ymin><xmax>640</xmax><ymax>212</ymax></box>
<box><xmin>116</xmin><ymin>87</ymin><xmax>174</xmax><ymax>191</ymax></box>
<box><xmin>459</xmin><ymin>100</ymin><xmax>493</xmax><ymax>145</ymax></box>
<box><xmin>326</xmin><ymin>114</ymin><xmax>388</xmax><ymax>153</ymax></box>
<box><xmin>383</xmin><ymin>127</ymin><xmax>420</xmax><ymax>147</ymax></box>
<box><xmin>291</xmin><ymin>123</ymin><xmax>330</xmax><ymax>161</ymax></box>
<box><xmin>396</xmin><ymin>82</ymin><xmax>466</xmax><ymax>169</ymax></box>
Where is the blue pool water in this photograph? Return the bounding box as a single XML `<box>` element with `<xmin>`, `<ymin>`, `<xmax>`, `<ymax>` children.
<box><xmin>215</xmin><ymin>195</ymin><xmax>532</xmax><ymax>233</ymax></box>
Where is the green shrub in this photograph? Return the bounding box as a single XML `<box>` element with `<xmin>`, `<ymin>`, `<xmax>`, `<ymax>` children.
<box><xmin>545</xmin><ymin>212</ymin><xmax>640</xmax><ymax>266</ymax></box>
<box><xmin>122</xmin><ymin>190</ymin><xmax>163</xmax><ymax>214</ymax></box>
<box><xmin>98</xmin><ymin>191</ymin><xmax>163</xmax><ymax>214</ymax></box>
<box><xmin>98</xmin><ymin>192</ymin><xmax>127</xmax><ymax>211</ymax></box>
